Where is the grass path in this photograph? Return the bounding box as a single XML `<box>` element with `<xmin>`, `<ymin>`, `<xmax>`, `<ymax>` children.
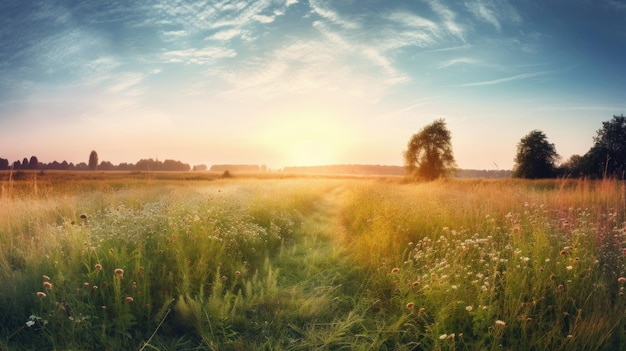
<box><xmin>268</xmin><ymin>184</ymin><xmax>379</xmax><ymax>349</ymax></box>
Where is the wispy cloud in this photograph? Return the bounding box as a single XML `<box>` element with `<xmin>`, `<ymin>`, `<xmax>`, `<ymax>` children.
<box><xmin>458</xmin><ymin>72</ymin><xmax>546</xmax><ymax>87</ymax></box>
<box><xmin>208</xmin><ymin>28</ymin><xmax>245</xmax><ymax>41</ymax></box>
<box><xmin>425</xmin><ymin>0</ymin><xmax>465</xmax><ymax>41</ymax></box>
<box><xmin>309</xmin><ymin>0</ymin><xmax>360</xmax><ymax>29</ymax></box>
<box><xmin>467</xmin><ymin>1</ymin><xmax>501</xmax><ymax>30</ymax></box>
<box><xmin>438</xmin><ymin>57</ymin><xmax>480</xmax><ymax>68</ymax></box>
<box><xmin>162</xmin><ymin>47</ymin><xmax>237</xmax><ymax>64</ymax></box>
<box><xmin>466</xmin><ymin>0</ymin><xmax>521</xmax><ymax>31</ymax></box>
<box><xmin>108</xmin><ymin>72</ymin><xmax>145</xmax><ymax>94</ymax></box>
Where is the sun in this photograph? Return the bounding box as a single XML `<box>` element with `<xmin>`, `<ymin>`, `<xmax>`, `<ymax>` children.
<box><xmin>289</xmin><ymin>139</ymin><xmax>334</xmax><ymax>167</ymax></box>
<box><xmin>256</xmin><ymin>111</ymin><xmax>351</xmax><ymax>167</ymax></box>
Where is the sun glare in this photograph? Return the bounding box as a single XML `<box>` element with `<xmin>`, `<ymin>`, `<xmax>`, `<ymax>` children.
<box><xmin>256</xmin><ymin>111</ymin><xmax>350</xmax><ymax>167</ymax></box>
<box><xmin>290</xmin><ymin>139</ymin><xmax>334</xmax><ymax>167</ymax></box>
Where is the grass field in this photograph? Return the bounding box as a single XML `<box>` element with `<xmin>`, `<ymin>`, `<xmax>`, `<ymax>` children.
<box><xmin>0</xmin><ymin>171</ymin><xmax>625</xmax><ymax>350</ymax></box>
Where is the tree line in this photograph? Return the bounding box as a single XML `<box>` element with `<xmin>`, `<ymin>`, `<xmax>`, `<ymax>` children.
<box><xmin>512</xmin><ymin>114</ymin><xmax>626</xmax><ymax>179</ymax></box>
<box><xmin>0</xmin><ymin>150</ymin><xmax>193</xmax><ymax>172</ymax></box>
<box><xmin>404</xmin><ymin>114</ymin><xmax>626</xmax><ymax>180</ymax></box>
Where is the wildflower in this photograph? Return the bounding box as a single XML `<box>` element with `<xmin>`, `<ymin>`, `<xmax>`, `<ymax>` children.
<box><xmin>26</xmin><ymin>320</ymin><xmax>35</xmax><ymax>327</ymax></box>
<box><xmin>43</xmin><ymin>275</ymin><xmax>51</xmax><ymax>281</ymax></box>
<box><xmin>101</xmin><ymin>306</ymin><xmax>107</xmax><ymax>310</ymax></box>
<box><xmin>557</xmin><ymin>284</ymin><xmax>564</xmax><ymax>291</ymax></box>
<box><xmin>447</xmin><ymin>333</ymin><xmax>455</xmax><ymax>340</ymax></box>
<box><xmin>566</xmin><ymin>265</ymin><xmax>573</xmax><ymax>270</ymax></box>
<box><xmin>83</xmin><ymin>282</ymin><xmax>90</xmax><ymax>287</ymax></box>
<box><xmin>618</xmin><ymin>277</ymin><xmax>626</xmax><ymax>283</ymax></box>
<box><xmin>439</xmin><ymin>334</ymin><xmax>447</xmax><ymax>340</ymax></box>
<box><xmin>94</xmin><ymin>264</ymin><xmax>102</xmax><ymax>271</ymax></box>
<box><xmin>92</xmin><ymin>285</ymin><xmax>98</xmax><ymax>290</ymax></box>
<box><xmin>406</xmin><ymin>302</ymin><xmax>415</xmax><ymax>310</ymax></box>
<box><xmin>43</xmin><ymin>282</ymin><xmax>53</xmax><ymax>289</ymax></box>
<box><xmin>560</xmin><ymin>250</ymin><xmax>567</xmax><ymax>256</ymax></box>
<box><xmin>391</xmin><ymin>267</ymin><xmax>400</xmax><ymax>274</ymax></box>
<box><xmin>235</xmin><ymin>271</ymin><xmax>241</xmax><ymax>276</ymax></box>
<box><xmin>411</xmin><ymin>281</ymin><xmax>419</xmax><ymax>287</ymax></box>
<box><xmin>114</xmin><ymin>268</ymin><xmax>124</xmax><ymax>276</ymax></box>
<box><xmin>36</xmin><ymin>292</ymin><xmax>47</xmax><ymax>298</ymax></box>
<box><xmin>79</xmin><ymin>213</ymin><xmax>87</xmax><ymax>219</ymax></box>
<box><xmin>495</xmin><ymin>320</ymin><xmax>506</xmax><ymax>327</ymax></box>
<box><xmin>465</xmin><ymin>305</ymin><xmax>473</xmax><ymax>312</ymax></box>
<box><xmin>125</xmin><ymin>296</ymin><xmax>134</xmax><ymax>303</ymax></box>
<box><xmin>418</xmin><ymin>307</ymin><xmax>426</xmax><ymax>314</ymax></box>
<box><xmin>526</xmin><ymin>317</ymin><xmax>532</xmax><ymax>322</ymax></box>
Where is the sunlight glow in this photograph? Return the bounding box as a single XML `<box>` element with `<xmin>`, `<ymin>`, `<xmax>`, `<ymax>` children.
<box><xmin>256</xmin><ymin>111</ymin><xmax>351</xmax><ymax>167</ymax></box>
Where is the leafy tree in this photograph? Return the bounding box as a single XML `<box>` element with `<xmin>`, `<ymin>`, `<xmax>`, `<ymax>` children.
<box><xmin>558</xmin><ymin>154</ymin><xmax>585</xmax><ymax>178</ymax></box>
<box><xmin>403</xmin><ymin>118</ymin><xmax>456</xmax><ymax>180</ymax></box>
<box><xmin>88</xmin><ymin>150</ymin><xmax>98</xmax><ymax>170</ymax></box>
<box><xmin>0</xmin><ymin>158</ymin><xmax>8</xmax><ymax>170</ymax></box>
<box><xmin>29</xmin><ymin>156</ymin><xmax>39</xmax><ymax>170</ymax></box>
<box><xmin>513</xmin><ymin>130</ymin><xmax>559</xmax><ymax>179</ymax></box>
<box><xmin>22</xmin><ymin>158</ymin><xmax>29</xmax><ymax>169</ymax></box>
<box><xmin>584</xmin><ymin>114</ymin><xmax>626</xmax><ymax>178</ymax></box>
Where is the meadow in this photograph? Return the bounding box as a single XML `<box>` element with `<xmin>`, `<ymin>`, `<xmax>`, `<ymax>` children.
<box><xmin>0</xmin><ymin>171</ymin><xmax>625</xmax><ymax>350</ymax></box>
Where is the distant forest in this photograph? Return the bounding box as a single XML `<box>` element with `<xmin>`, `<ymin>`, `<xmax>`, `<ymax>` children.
<box><xmin>283</xmin><ymin>165</ymin><xmax>511</xmax><ymax>178</ymax></box>
<box><xmin>0</xmin><ymin>156</ymin><xmax>511</xmax><ymax>178</ymax></box>
<box><xmin>0</xmin><ymin>156</ymin><xmax>193</xmax><ymax>172</ymax></box>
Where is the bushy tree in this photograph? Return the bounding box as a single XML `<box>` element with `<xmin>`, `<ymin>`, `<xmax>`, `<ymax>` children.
<box><xmin>29</xmin><ymin>156</ymin><xmax>39</xmax><ymax>170</ymax></box>
<box><xmin>584</xmin><ymin>114</ymin><xmax>626</xmax><ymax>178</ymax></box>
<box><xmin>513</xmin><ymin>130</ymin><xmax>559</xmax><ymax>179</ymax></box>
<box><xmin>404</xmin><ymin>118</ymin><xmax>456</xmax><ymax>180</ymax></box>
<box><xmin>88</xmin><ymin>150</ymin><xmax>98</xmax><ymax>170</ymax></box>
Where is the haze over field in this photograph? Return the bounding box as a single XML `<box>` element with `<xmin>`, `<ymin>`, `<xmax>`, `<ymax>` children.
<box><xmin>1</xmin><ymin>0</ymin><xmax>624</xmax><ymax>169</ymax></box>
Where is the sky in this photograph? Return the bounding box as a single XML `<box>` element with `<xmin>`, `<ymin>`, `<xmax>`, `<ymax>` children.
<box><xmin>1</xmin><ymin>0</ymin><xmax>625</xmax><ymax>170</ymax></box>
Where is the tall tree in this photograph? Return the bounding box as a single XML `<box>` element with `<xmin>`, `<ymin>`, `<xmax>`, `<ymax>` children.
<box><xmin>29</xmin><ymin>156</ymin><xmax>39</xmax><ymax>170</ymax></box>
<box><xmin>404</xmin><ymin>118</ymin><xmax>456</xmax><ymax>180</ymax></box>
<box><xmin>88</xmin><ymin>150</ymin><xmax>99</xmax><ymax>170</ymax></box>
<box><xmin>584</xmin><ymin>114</ymin><xmax>626</xmax><ymax>178</ymax></box>
<box><xmin>513</xmin><ymin>130</ymin><xmax>559</xmax><ymax>179</ymax></box>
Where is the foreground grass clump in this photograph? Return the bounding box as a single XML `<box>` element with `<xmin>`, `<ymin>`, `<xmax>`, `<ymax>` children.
<box><xmin>0</xmin><ymin>174</ymin><xmax>625</xmax><ymax>350</ymax></box>
<box><xmin>339</xmin><ymin>178</ymin><xmax>626</xmax><ymax>350</ymax></box>
<box><xmin>0</xmin><ymin>177</ymin><xmax>348</xmax><ymax>349</ymax></box>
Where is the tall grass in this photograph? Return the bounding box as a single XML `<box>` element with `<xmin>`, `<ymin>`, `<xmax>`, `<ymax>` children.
<box><xmin>338</xmin><ymin>178</ymin><xmax>626</xmax><ymax>350</ymax></box>
<box><xmin>0</xmin><ymin>175</ymin><xmax>625</xmax><ymax>350</ymax></box>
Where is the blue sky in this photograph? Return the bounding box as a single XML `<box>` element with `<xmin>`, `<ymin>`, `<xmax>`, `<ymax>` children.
<box><xmin>1</xmin><ymin>0</ymin><xmax>625</xmax><ymax>169</ymax></box>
